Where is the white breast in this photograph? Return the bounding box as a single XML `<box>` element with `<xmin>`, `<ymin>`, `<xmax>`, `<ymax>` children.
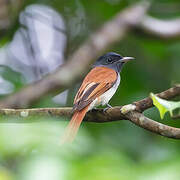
<box><xmin>88</xmin><ymin>74</ymin><xmax>120</xmax><ymax>111</ymax></box>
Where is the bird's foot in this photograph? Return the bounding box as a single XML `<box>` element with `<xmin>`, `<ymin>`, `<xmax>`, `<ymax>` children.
<box><xmin>103</xmin><ymin>104</ymin><xmax>112</xmax><ymax>112</ymax></box>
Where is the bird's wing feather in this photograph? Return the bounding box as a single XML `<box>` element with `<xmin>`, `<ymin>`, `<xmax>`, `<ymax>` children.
<box><xmin>73</xmin><ymin>66</ymin><xmax>117</xmax><ymax>111</ymax></box>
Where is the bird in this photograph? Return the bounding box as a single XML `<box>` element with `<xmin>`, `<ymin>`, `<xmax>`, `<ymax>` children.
<box><xmin>61</xmin><ymin>52</ymin><xmax>134</xmax><ymax>143</ymax></box>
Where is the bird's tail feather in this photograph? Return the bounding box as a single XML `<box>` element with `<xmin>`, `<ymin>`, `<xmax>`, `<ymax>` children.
<box><xmin>61</xmin><ymin>106</ymin><xmax>89</xmax><ymax>144</ymax></box>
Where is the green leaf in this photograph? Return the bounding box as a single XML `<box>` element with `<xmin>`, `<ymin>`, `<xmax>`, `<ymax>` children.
<box><xmin>150</xmin><ymin>93</ymin><xmax>180</xmax><ymax>119</ymax></box>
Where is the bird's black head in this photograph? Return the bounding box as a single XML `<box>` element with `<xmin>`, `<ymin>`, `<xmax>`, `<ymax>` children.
<box><xmin>93</xmin><ymin>52</ymin><xmax>134</xmax><ymax>72</ymax></box>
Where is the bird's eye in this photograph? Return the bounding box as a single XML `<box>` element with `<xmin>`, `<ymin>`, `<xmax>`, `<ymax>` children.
<box><xmin>107</xmin><ymin>58</ymin><xmax>113</xmax><ymax>63</ymax></box>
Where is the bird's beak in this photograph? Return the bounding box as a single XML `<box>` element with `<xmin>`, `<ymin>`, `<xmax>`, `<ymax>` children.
<box><xmin>121</xmin><ymin>57</ymin><xmax>134</xmax><ymax>63</ymax></box>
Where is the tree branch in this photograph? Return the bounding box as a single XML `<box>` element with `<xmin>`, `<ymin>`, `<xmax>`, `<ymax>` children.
<box><xmin>0</xmin><ymin>2</ymin><xmax>179</xmax><ymax>140</ymax></box>
<box><xmin>1</xmin><ymin>2</ymin><xmax>180</xmax><ymax>108</ymax></box>
<box><xmin>0</xmin><ymin>2</ymin><xmax>150</xmax><ymax>108</ymax></box>
<box><xmin>140</xmin><ymin>15</ymin><xmax>180</xmax><ymax>39</ymax></box>
<box><xmin>0</xmin><ymin>85</ymin><xmax>179</xmax><ymax>139</ymax></box>
<box><xmin>134</xmin><ymin>85</ymin><xmax>180</xmax><ymax>112</ymax></box>
<box><xmin>0</xmin><ymin>85</ymin><xmax>179</xmax><ymax>120</ymax></box>
<box><xmin>126</xmin><ymin>111</ymin><xmax>180</xmax><ymax>139</ymax></box>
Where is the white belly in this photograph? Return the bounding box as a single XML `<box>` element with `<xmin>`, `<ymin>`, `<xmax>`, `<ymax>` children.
<box><xmin>88</xmin><ymin>74</ymin><xmax>120</xmax><ymax>111</ymax></box>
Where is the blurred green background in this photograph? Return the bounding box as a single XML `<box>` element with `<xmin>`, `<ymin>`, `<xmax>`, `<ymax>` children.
<box><xmin>0</xmin><ymin>0</ymin><xmax>180</xmax><ymax>180</ymax></box>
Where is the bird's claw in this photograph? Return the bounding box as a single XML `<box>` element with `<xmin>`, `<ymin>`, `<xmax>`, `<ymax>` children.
<box><xmin>103</xmin><ymin>104</ymin><xmax>112</xmax><ymax>112</ymax></box>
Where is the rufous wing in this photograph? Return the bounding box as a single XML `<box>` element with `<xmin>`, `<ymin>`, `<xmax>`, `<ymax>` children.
<box><xmin>73</xmin><ymin>66</ymin><xmax>118</xmax><ymax>111</ymax></box>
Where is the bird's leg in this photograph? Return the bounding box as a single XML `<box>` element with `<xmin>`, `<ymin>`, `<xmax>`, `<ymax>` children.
<box><xmin>103</xmin><ymin>103</ymin><xmax>112</xmax><ymax>112</ymax></box>
<box><xmin>107</xmin><ymin>103</ymin><xmax>112</xmax><ymax>108</ymax></box>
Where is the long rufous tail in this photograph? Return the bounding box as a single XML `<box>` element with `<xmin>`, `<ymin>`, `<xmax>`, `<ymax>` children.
<box><xmin>61</xmin><ymin>106</ymin><xmax>89</xmax><ymax>144</ymax></box>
